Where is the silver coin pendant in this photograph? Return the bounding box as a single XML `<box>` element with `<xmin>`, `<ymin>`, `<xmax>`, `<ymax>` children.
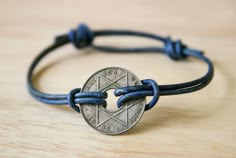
<box><xmin>81</xmin><ymin>67</ymin><xmax>146</xmax><ymax>135</ymax></box>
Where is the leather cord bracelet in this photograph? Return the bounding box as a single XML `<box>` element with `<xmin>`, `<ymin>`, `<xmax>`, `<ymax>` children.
<box><xmin>27</xmin><ymin>23</ymin><xmax>214</xmax><ymax>135</ymax></box>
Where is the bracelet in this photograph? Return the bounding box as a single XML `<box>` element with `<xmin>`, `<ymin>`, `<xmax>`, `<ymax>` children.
<box><xmin>27</xmin><ymin>23</ymin><xmax>214</xmax><ymax>135</ymax></box>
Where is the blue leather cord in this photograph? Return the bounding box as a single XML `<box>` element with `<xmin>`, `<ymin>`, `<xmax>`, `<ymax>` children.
<box><xmin>67</xmin><ymin>88</ymin><xmax>107</xmax><ymax>112</ymax></box>
<box><xmin>27</xmin><ymin>23</ymin><xmax>214</xmax><ymax>112</ymax></box>
<box><xmin>27</xmin><ymin>34</ymin><xmax>107</xmax><ymax>112</ymax></box>
<box><xmin>116</xmin><ymin>79</ymin><xmax>160</xmax><ymax>111</ymax></box>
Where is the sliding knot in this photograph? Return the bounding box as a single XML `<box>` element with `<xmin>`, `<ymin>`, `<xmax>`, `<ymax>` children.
<box><xmin>68</xmin><ymin>24</ymin><xmax>94</xmax><ymax>48</ymax></box>
<box><xmin>164</xmin><ymin>37</ymin><xmax>187</xmax><ymax>60</ymax></box>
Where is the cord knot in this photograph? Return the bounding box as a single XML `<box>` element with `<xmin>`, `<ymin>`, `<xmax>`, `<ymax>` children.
<box><xmin>164</xmin><ymin>37</ymin><xmax>187</xmax><ymax>60</ymax></box>
<box><xmin>68</xmin><ymin>24</ymin><xmax>94</xmax><ymax>49</ymax></box>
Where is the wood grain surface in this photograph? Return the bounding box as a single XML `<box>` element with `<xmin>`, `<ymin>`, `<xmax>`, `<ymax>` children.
<box><xmin>0</xmin><ymin>0</ymin><xmax>236</xmax><ymax>157</ymax></box>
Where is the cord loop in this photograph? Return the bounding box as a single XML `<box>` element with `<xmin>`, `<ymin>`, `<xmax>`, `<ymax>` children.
<box><xmin>115</xmin><ymin>79</ymin><xmax>160</xmax><ymax>111</ymax></box>
<box><xmin>67</xmin><ymin>88</ymin><xmax>107</xmax><ymax>113</ymax></box>
<box><xmin>142</xmin><ymin>79</ymin><xmax>160</xmax><ymax>110</ymax></box>
<box><xmin>68</xmin><ymin>24</ymin><xmax>94</xmax><ymax>48</ymax></box>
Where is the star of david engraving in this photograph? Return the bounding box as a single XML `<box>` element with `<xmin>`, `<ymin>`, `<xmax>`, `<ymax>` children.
<box><xmin>96</xmin><ymin>100</ymin><xmax>141</xmax><ymax>127</ymax></box>
<box><xmin>81</xmin><ymin>67</ymin><xmax>145</xmax><ymax>134</ymax></box>
<box><xmin>95</xmin><ymin>73</ymin><xmax>138</xmax><ymax>127</ymax></box>
<box><xmin>97</xmin><ymin>74</ymin><xmax>128</xmax><ymax>91</ymax></box>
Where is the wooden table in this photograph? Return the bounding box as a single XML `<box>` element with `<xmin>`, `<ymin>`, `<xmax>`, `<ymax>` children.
<box><xmin>1</xmin><ymin>0</ymin><xmax>235</xmax><ymax>157</ymax></box>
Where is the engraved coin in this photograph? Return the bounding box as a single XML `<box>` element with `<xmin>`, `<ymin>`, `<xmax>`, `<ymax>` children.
<box><xmin>80</xmin><ymin>67</ymin><xmax>146</xmax><ymax>135</ymax></box>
